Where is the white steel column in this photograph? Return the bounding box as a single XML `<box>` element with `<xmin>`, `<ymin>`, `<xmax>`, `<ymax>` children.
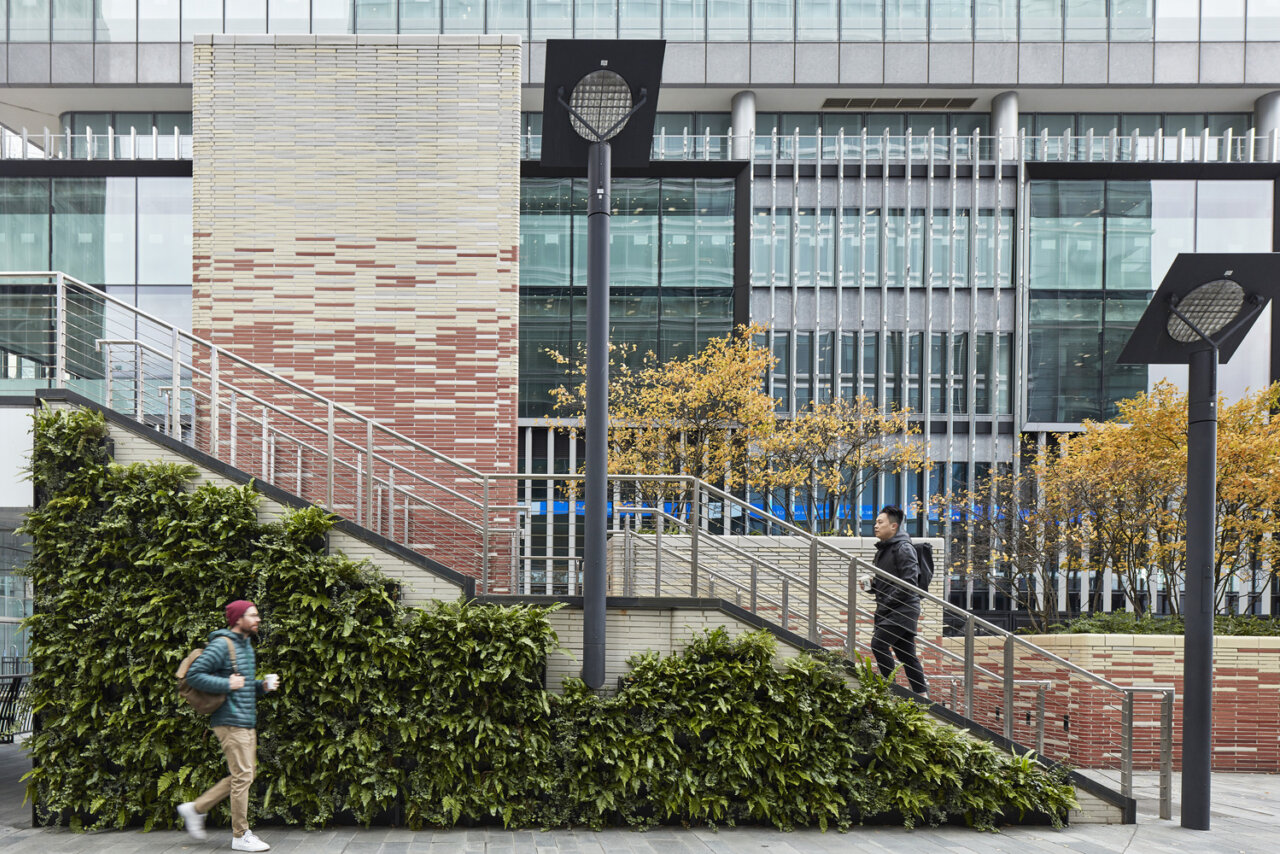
<box><xmin>992</xmin><ymin>91</ymin><xmax>1019</xmax><ymax>161</ymax></box>
<box><xmin>731</xmin><ymin>90</ymin><xmax>756</xmax><ymax>160</ymax></box>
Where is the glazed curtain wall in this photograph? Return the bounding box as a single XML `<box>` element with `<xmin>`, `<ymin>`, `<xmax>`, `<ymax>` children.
<box><xmin>1027</xmin><ymin>179</ymin><xmax>1273</xmax><ymax>424</ymax></box>
<box><xmin>13</xmin><ymin>2</ymin><xmax>1280</xmax><ymax>43</ymax></box>
<box><xmin>520</xmin><ymin>177</ymin><xmax>735</xmax><ymax>418</ymax></box>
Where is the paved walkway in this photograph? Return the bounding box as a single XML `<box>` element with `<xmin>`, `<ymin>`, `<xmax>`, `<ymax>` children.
<box><xmin>0</xmin><ymin>743</ymin><xmax>1275</xmax><ymax>853</ymax></box>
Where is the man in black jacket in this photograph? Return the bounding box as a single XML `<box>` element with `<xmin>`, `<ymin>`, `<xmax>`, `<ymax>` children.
<box><xmin>869</xmin><ymin>505</ymin><xmax>928</xmax><ymax>696</ymax></box>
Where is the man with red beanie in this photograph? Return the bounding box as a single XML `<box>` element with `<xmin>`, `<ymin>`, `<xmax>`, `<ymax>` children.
<box><xmin>176</xmin><ymin>600</ymin><xmax>280</xmax><ymax>852</ymax></box>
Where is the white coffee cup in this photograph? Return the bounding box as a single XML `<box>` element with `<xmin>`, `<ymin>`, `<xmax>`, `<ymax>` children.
<box><xmin>264</xmin><ymin>673</ymin><xmax>280</xmax><ymax>691</ymax></box>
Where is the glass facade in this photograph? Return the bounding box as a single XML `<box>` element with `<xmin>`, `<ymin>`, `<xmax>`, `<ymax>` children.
<box><xmin>0</xmin><ymin>509</ymin><xmax>31</xmax><ymax>665</ymax></box>
<box><xmin>1027</xmin><ymin>179</ymin><xmax>1274</xmax><ymax>423</ymax></box>
<box><xmin>520</xmin><ymin>177</ymin><xmax>735</xmax><ymax>417</ymax></box>
<box><xmin>6</xmin><ymin>1</ymin><xmax>1271</xmax><ymax>42</ymax></box>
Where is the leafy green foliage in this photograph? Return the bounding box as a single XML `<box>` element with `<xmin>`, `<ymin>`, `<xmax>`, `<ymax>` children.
<box><xmin>21</xmin><ymin>407</ymin><xmax>1077</xmax><ymax>833</ymax></box>
<box><xmin>1046</xmin><ymin>610</ymin><xmax>1280</xmax><ymax>636</ymax></box>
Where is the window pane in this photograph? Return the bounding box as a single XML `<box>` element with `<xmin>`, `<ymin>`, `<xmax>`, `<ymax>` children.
<box><xmin>521</xmin><ymin>179</ymin><xmax>574</xmax><ymax>289</ymax></box>
<box><xmin>1065</xmin><ymin>0</ymin><xmax>1106</xmax><ymax>41</ymax></box>
<box><xmin>707</xmin><ymin>0</ymin><xmax>748</xmax><ymax>39</ymax></box>
<box><xmin>225</xmin><ymin>0</ymin><xmax>266</xmax><ymax>34</ymax></box>
<box><xmin>489</xmin><ymin>0</ymin><xmax>527</xmax><ymax>35</ymax></box>
<box><xmin>663</xmin><ymin>0</ymin><xmax>704</xmax><ymax>39</ymax></box>
<box><xmin>841</xmin><ymin>0</ymin><xmax>882</xmax><ymax>40</ymax></box>
<box><xmin>932</xmin><ymin>0</ymin><xmax>972</xmax><ymax>40</ymax></box>
<box><xmin>1201</xmin><ymin>0</ymin><xmax>1244</xmax><ymax>40</ymax></box>
<box><xmin>53</xmin><ymin>0</ymin><xmax>93</xmax><ymax>41</ymax></box>
<box><xmin>1030</xmin><ymin>181</ymin><xmax>1104</xmax><ymax>291</ymax></box>
<box><xmin>575</xmin><ymin>0</ymin><xmax>616</xmax><ymax>37</ymax></box>
<box><xmin>183</xmin><ymin>0</ymin><xmax>224</xmax><ymax>38</ymax></box>
<box><xmin>137</xmin><ymin>178</ymin><xmax>192</xmax><ymax>285</ymax></box>
<box><xmin>609</xmin><ymin>180</ymin><xmax>658</xmax><ymax>289</ymax></box>
<box><xmin>753</xmin><ymin>0</ymin><xmax>794</xmax><ymax>39</ymax></box>
<box><xmin>619</xmin><ymin>0</ymin><xmax>661</xmax><ymax>36</ymax></box>
<box><xmin>976</xmin><ymin>0</ymin><xmax>1018</xmax><ymax>40</ymax></box>
<box><xmin>52</xmin><ymin>177</ymin><xmax>135</xmax><ymax>287</ymax></box>
<box><xmin>885</xmin><ymin>0</ymin><xmax>927</xmax><ymax>40</ymax></box>
<box><xmin>0</xmin><ymin>179</ymin><xmax>51</xmax><ymax>274</ymax></box>
<box><xmin>1156</xmin><ymin>0</ymin><xmax>1198</xmax><ymax>39</ymax></box>
<box><xmin>1111</xmin><ymin>0</ymin><xmax>1154</xmax><ymax>40</ymax></box>
<box><xmin>797</xmin><ymin>0</ymin><xmax>838</xmax><ymax>40</ymax></box>
<box><xmin>10</xmin><ymin>0</ymin><xmax>51</xmax><ymax>41</ymax></box>
<box><xmin>137</xmin><ymin>285</ymin><xmax>192</xmax><ymax>333</ymax></box>
<box><xmin>1020</xmin><ymin>0</ymin><xmax>1063</xmax><ymax>40</ymax></box>
<box><xmin>313</xmin><ymin>0</ymin><xmax>354</xmax><ymax>32</ymax></box>
<box><xmin>139</xmin><ymin>0</ymin><xmax>181</xmax><ymax>40</ymax></box>
<box><xmin>530</xmin><ymin>0</ymin><xmax>572</xmax><ymax>37</ymax></box>
<box><xmin>354</xmin><ymin>0</ymin><xmax>396</xmax><ymax>32</ymax></box>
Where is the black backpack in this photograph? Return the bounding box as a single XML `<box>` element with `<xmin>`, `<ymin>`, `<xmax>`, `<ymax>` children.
<box><xmin>912</xmin><ymin>542</ymin><xmax>935</xmax><ymax>592</ymax></box>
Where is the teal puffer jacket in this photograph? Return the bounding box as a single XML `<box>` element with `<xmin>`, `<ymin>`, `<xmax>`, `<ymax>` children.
<box><xmin>184</xmin><ymin>629</ymin><xmax>265</xmax><ymax>729</ymax></box>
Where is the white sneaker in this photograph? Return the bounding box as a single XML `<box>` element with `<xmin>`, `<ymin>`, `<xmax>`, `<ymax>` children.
<box><xmin>176</xmin><ymin>802</ymin><xmax>207</xmax><ymax>841</ymax></box>
<box><xmin>231</xmin><ymin>830</ymin><xmax>271</xmax><ymax>852</ymax></box>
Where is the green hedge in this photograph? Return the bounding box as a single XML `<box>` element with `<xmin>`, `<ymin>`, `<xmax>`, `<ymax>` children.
<box><xmin>20</xmin><ymin>407</ymin><xmax>1077</xmax><ymax>833</ymax></box>
<box><xmin>1046</xmin><ymin>611</ymin><xmax>1280</xmax><ymax>636</ymax></box>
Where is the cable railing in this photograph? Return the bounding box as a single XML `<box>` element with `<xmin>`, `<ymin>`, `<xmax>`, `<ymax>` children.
<box><xmin>0</xmin><ymin>271</ymin><xmax>518</xmax><ymax>590</ymax></box>
<box><xmin>5</xmin><ymin>270</ymin><xmax>1172</xmax><ymax>811</ymax></box>
<box><xmin>520</xmin><ymin>127</ymin><xmax>1280</xmax><ymax>166</ymax></box>
<box><xmin>507</xmin><ymin>470</ymin><xmax>1174</xmax><ymax>815</ymax></box>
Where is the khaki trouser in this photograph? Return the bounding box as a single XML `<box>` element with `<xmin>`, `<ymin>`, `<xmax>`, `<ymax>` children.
<box><xmin>193</xmin><ymin>726</ymin><xmax>257</xmax><ymax>837</ymax></box>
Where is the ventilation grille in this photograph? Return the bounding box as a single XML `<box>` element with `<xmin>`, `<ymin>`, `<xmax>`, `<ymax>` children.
<box><xmin>821</xmin><ymin>97</ymin><xmax>978</xmax><ymax>110</ymax></box>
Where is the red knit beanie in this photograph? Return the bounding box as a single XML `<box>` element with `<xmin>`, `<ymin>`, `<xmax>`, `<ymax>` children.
<box><xmin>226</xmin><ymin>599</ymin><xmax>256</xmax><ymax>627</ymax></box>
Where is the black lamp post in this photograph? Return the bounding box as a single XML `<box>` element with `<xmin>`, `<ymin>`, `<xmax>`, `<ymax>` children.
<box><xmin>541</xmin><ymin>40</ymin><xmax>665</xmax><ymax>689</ymax></box>
<box><xmin>1118</xmin><ymin>252</ymin><xmax>1277</xmax><ymax>830</ymax></box>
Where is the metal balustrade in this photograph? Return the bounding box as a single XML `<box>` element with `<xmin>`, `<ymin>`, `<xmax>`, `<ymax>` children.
<box><xmin>4</xmin><ymin>270</ymin><xmax>1173</xmax><ymax>812</ymax></box>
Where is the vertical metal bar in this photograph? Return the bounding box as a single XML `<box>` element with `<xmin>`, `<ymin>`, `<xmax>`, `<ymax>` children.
<box><xmin>133</xmin><ymin>346</ymin><xmax>144</xmax><ymax>422</ymax></box>
<box><xmin>1161</xmin><ymin>690</ymin><xmax>1174</xmax><ymax>820</ymax></box>
<box><xmin>808</xmin><ymin>538</ymin><xmax>820</xmax><ymax>643</ymax></box>
<box><xmin>364</xmin><ymin>421</ymin><xmax>374</xmax><ymax>529</ymax></box>
<box><xmin>782</xmin><ymin>579</ymin><xmax>790</xmax><ymax>631</ymax></box>
<box><xmin>654</xmin><ymin>512</ymin><xmax>663</xmax><ymax>596</ymax></box>
<box><xmin>1036</xmin><ymin>685</ymin><xmax>1047</xmax><ymax>755</ymax></box>
<box><xmin>623</xmin><ymin>518</ymin><xmax>633</xmax><ymax>597</ymax></box>
<box><xmin>750</xmin><ymin>561</ymin><xmax>759</xmax><ymax>614</ymax></box>
<box><xmin>229</xmin><ymin>392</ymin><xmax>238</xmax><ymax>467</ymax></box>
<box><xmin>326</xmin><ymin>401</ymin><xmax>335</xmax><ymax>510</ymax></box>
<box><xmin>210</xmin><ymin>346</ymin><xmax>220</xmax><ymax>458</ymax></box>
<box><xmin>481</xmin><ymin>477</ymin><xmax>490</xmax><ymax>594</ymax></box>
<box><xmin>964</xmin><ymin>614</ymin><xmax>975</xmax><ymax>718</ymax></box>
<box><xmin>1121</xmin><ymin>690</ymin><xmax>1135</xmax><ymax>798</ymax></box>
<box><xmin>54</xmin><ymin>273</ymin><xmax>66</xmax><ymax>387</ymax></box>
<box><xmin>1003</xmin><ymin>635</ymin><xmax>1014</xmax><ymax>740</ymax></box>
<box><xmin>102</xmin><ymin>343</ymin><xmax>112</xmax><ymax>408</ymax></box>
<box><xmin>846</xmin><ymin>558</ymin><xmax>857</xmax><ymax>659</ymax></box>
<box><xmin>690</xmin><ymin>479</ymin><xmax>701</xmax><ymax>596</ymax></box>
<box><xmin>170</xmin><ymin>328</ymin><xmax>181</xmax><ymax>438</ymax></box>
<box><xmin>260</xmin><ymin>411</ymin><xmax>268</xmax><ymax>479</ymax></box>
<box><xmin>388</xmin><ymin>468</ymin><xmax>396</xmax><ymax>542</ymax></box>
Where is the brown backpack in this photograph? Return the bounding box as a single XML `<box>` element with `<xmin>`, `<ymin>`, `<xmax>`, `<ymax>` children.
<box><xmin>176</xmin><ymin>636</ymin><xmax>238</xmax><ymax>715</ymax></box>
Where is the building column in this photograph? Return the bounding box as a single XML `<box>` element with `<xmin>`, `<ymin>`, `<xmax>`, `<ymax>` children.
<box><xmin>731</xmin><ymin>90</ymin><xmax>756</xmax><ymax>160</ymax></box>
<box><xmin>991</xmin><ymin>90</ymin><xmax>1019</xmax><ymax>160</ymax></box>
<box><xmin>1254</xmin><ymin>92</ymin><xmax>1280</xmax><ymax>161</ymax></box>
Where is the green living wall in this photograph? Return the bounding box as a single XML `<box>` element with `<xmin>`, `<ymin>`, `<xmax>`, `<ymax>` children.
<box><xmin>19</xmin><ymin>406</ymin><xmax>1076</xmax><ymax>832</ymax></box>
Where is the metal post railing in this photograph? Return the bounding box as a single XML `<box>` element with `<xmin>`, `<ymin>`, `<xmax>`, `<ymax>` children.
<box><xmin>689</xmin><ymin>481</ymin><xmax>701</xmax><ymax>596</ymax></box>
<box><xmin>807</xmin><ymin>538</ymin><xmax>820</xmax><ymax>643</ymax></box>
<box><xmin>845</xmin><ymin>557</ymin><xmax>857</xmax><ymax>659</ymax></box>
<box><xmin>1160</xmin><ymin>690</ymin><xmax>1174</xmax><ymax>820</ymax></box>
<box><xmin>1121</xmin><ymin>690</ymin><xmax>1135</xmax><ymax>798</ymax></box>
<box><xmin>964</xmin><ymin>614</ymin><xmax>975</xmax><ymax>718</ymax></box>
<box><xmin>169</xmin><ymin>327</ymin><xmax>181</xmax><ymax>437</ymax></box>
<box><xmin>1003</xmin><ymin>634</ymin><xmax>1015</xmax><ymax>740</ymax></box>
<box><xmin>54</xmin><ymin>273</ymin><xmax>66</xmax><ymax>386</ymax></box>
<box><xmin>325</xmin><ymin>401</ymin><xmax>335</xmax><ymax>510</ymax></box>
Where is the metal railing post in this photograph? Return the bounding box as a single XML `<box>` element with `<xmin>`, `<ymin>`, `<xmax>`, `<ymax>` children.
<box><xmin>623</xmin><ymin>517</ymin><xmax>633</xmax><ymax>597</ymax></box>
<box><xmin>654</xmin><ymin>512</ymin><xmax>663</xmax><ymax>596</ymax></box>
<box><xmin>102</xmin><ymin>343</ymin><xmax>113</xmax><ymax>407</ymax></box>
<box><xmin>1036</xmin><ymin>684</ymin><xmax>1047</xmax><ymax>755</ymax></box>
<box><xmin>1160</xmin><ymin>690</ymin><xmax>1174</xmax><ymax>820</ymax></box>
<box><xmin>1003</xmin><ymin>635</ymin><xmax>1015</xmax><ymax>740</ymax></box>
<box><xmin>750</xmin><ymin>561</ymin><xmax>759</xmax><ymax>614</ymax></box>
<box><xmin>228</xmin><ymin>392</ymin><xmax>238</xmax><ymax>466</ymax></box>
<box><xmin>807</xmin><ymin>538</ymin><xmax>820</xmax><ymax>643</ymax></box>
<box><xmin>781</xmin><ymin>578</ymin><xmax>790</xmax><ymax>631</ymax></box>
<box><xmin>364</xmin><ymin>421</ymin><xmax>374</xmax><ymax>528</ymax></box>
<box><xmin>1121</xmin><ymin>690</ymin><xmax>1135</xmax><ymax>798</ymax></box>
<box><xmin>210</xmin><ymin>346</ymin><xmax>220</xmax><ymax>457</ymax></box>
<box><xmin>964</xmin><ymin>615</ymin><xmax>975</xmax><ymax>718</ymax></box>
<box><xmin>846</xmin><ymin>557</ymin><xmax>858</xmax><ymax>659</ymax></box>
<box><xmin>134</xmin><ymin>345</ymin><xmax>143</xmax><ymax>422</ymax></box>
<box><xmin>325</xmin><ymin>402</ymin><xmax>335</xmax><ymax>510</ymax></box>
<box><xmin>260</xmin><ymin>411</ymin><xmax>268</xmax><ymax>478</ymax></box>
<box><xmin>170</xmin><ymin>328</ymin><xmax>181</xmax><ymax>437</ymax></box>
<box><xmin>689</xmin><ymin>480</ymin><xmax>701</xmax><ymax>596</ymax></box>
<box><xmin>53</xmin><ymin>273</ymin><xmax>66</xmax><ymax>386</ymax></box>
<box><xmin>482</xmin><ymin>477</ymin><xmax>490</xmax><ymax>594</ymax></box>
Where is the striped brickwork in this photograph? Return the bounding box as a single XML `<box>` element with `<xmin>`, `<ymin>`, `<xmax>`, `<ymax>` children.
<box><xmin>190</xmin><ymin>34</ymin><xmax>521</xmax><ymax>589</ymax></box>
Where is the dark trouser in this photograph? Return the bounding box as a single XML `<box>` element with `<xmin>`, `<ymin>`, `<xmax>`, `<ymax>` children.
<box><xmin>870</xmin><ymin>619</ymin><xmax>928</xmax><ymax>696</ymax></box>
